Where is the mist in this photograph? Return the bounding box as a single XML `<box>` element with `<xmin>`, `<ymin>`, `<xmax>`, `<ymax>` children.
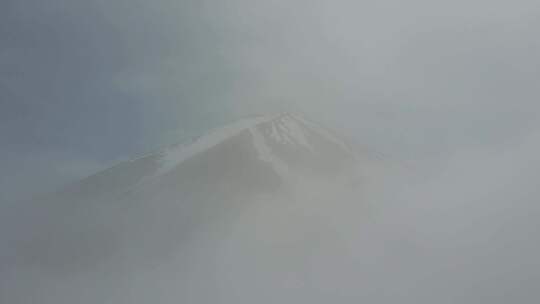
<box><xmin>2</xmin><ymin>0</ymin><xmax>540</xmax><ymax>303</ymax></box>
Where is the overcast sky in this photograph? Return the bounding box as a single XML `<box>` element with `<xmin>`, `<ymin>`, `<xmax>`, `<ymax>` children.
<box><xmin>2</xmin><ymin>1</ymin><xmax>540</xmax><ymax>303</ymax></box>
<box><xmin>1</xmin><ymin>0</ymin><xmax>540</xmax><ymax>200</ymax></box>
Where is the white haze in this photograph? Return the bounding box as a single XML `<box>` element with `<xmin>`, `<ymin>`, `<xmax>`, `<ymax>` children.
<box><xmin>2</xmin><ymin>125</ymin><xmax>539</xmax><ymax>303</ymax></box>
<box><xmin>2</xmin><ymin>0</ymin><xmax>540</xmax><ymax>303</ymax></box>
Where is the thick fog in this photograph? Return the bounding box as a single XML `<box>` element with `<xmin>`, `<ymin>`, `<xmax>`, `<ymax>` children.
<box><xmin>1</xmin><ymin>0</ymin><xmax>540</xmax><ymax>303</ymax></box>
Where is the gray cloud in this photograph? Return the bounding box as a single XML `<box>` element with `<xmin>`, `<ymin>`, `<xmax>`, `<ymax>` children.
<box><xmin>1</xmin><ymin>0</ymin><xmax>540</xmax><ymax>302</ymax></box>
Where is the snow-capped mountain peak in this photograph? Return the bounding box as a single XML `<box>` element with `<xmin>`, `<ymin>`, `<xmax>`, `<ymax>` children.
<box><xmin>149</xmin><ymin>113</ymin><xmax>353</xmax><ymax>180</ymax></box>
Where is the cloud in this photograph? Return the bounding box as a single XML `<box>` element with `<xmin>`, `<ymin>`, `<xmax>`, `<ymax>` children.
<box><xmin>2</xmin><ymin>0</ymin><xmax>540</xmax><ymax>302</ymax></box>
<box><xmin>0</xmin><ymin>150</ymin><xmax>106</xmax><ymax>202</ymax></box>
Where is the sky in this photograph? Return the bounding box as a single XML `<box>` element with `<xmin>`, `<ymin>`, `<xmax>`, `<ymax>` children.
<box><xmin>1</xmin><ymin>0</ymin><xmax>540</xmax><ymax>199</ymax></box>
<box><xmin>2</xmin><ymin>1</ymin><xmax>540</xmax><ymax>303</ymax></box>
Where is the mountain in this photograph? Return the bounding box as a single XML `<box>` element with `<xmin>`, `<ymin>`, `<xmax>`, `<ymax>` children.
<box><xmin>6</xmin><ymin>113</ymin><xmax>370</xmax><ymax>286</ymax></box>
<box><xmin>49</xmin><ymin>113</ymin><xmax>356</xmax><ymax>203</ymax></box>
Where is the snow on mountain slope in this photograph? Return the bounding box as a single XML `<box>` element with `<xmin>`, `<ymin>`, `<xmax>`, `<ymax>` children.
<box><xmin>151</xmin><ymin>112</ymin><xmax>354</xmax><ymax>180</ymax></box>
<box><xmin>152</xmin><ymin>115</ymin><xmax>273</xmax><ymax>177</ymax></box>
